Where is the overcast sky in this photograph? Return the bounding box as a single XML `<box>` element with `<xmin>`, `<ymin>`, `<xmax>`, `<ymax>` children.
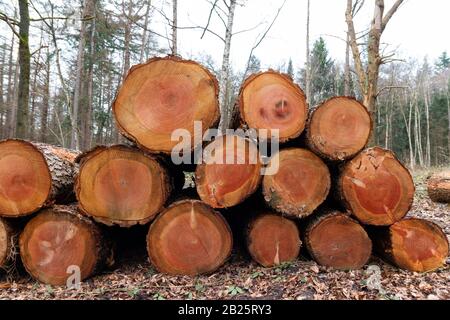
<box><xmin>151</xmin><ymin>0</ymin><xmax>450</xmax><ymax>71</ymax></box>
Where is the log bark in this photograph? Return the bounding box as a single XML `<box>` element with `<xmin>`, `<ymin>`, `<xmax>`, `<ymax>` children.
<box><xmin>263</xmin><ymin>148</ymin><xmax>330</xmax><ymax>218</ymax></box>
<box><xmin>337</xmin><ymin>147</ymin><xmax>415</xmax><ymax>226</ymax></box>
<box><xmin>75</xmin><ymin>145</ymin><xmax>172</xmax><ymax>227</ymax></box>
<box><xmin>196</xmin><ymin>135</ymin><xmax>262</xmax><ymax>209</ymax></box>
<box><xmin>247</xmin><ymin>213</ymin><xmax>301</xmax><ymax>268</ymax></box>
<box><xmin>0</xmin><ymin>139</ymin><xmax>79</xmax><ymax>217</ymax></box>
<box><xmin>0</xmin><ymin>218</ymin><xmax>18</xmax><ymax>271</ymax></box>
<box><xmin>146</xmin><ymin>200</ymin><xmax>233</xmax><ymax>276</ymax></box>
<box><xmin>306</xmin><ymin>97</ymin><xmax>372</xmax><ymax>161</ymax></box>
<box><xmin>427</xmin><ymin>171</ymin><xmax>450</xmax><ymax>203</ymax></box>
<box><xmin>19</xmin><ymin>205</ymin><xmax>114</xmax><ymax>286</ymax></box>
<box><xmin>369</xmin><ymin>218</ymin><xmax>449</xmax><ymax>272</ymax></box>
<box><xmin>238</xmin><ymin>71</ymin><xmax>308</xmax><ymax>143</ymax></box>
<box><xmin>113</xmin><ymin>56</ymin><xmax>220</xmax><ymax>154</ymax></box>
<box><xmin>304</xmin><ymin>209</ymin><xmax>372</xmax><ymax>270</ymax></box>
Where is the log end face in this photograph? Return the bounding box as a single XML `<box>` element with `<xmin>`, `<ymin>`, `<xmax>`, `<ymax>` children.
<box><xmin>248</xmin><ymin>214</ymin><xmax>301</xmax><ymax>268</ymax></box>
<box><xmin>147</xmin><ymin>200</ymin><xmax>233</xmax><ymax>276</ymax></box>
<box><xmin>0</xmin><ymin>140</ymin><xmax>52</xmax><ymax>217</ymax></box>
<box><xmin>0</xmin><ymin>219</ymin><xmax>9</xmax><ymax>266</ymax></box>
<box><xmin>427</xmin><ymin>171</ymin><xmax>450</xmax><ymax>203</ymax></box>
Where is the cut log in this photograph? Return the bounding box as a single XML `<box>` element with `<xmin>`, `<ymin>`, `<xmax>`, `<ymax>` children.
<box><xmin>0</xmin><ymin>139</ymin><xmax>78</xmax><ymax>217</ymax></box>
<box><xmin>147</xmin><ymin>200</ymin><xmax>233</xmax><ymax>276</ymax></box>
<box><xmin>304</xmin><ymin>210</ymin><xmax>372</xmax><ymax>270</ymax></box>
<box><xmin>19</xmin><ymin>205</ymin><xmax>114</xmax><ymax>286</ymax></box>
<box><xmin>306</xmin><ymin>97</ymin><xmax>372</xmax><ymax>161</ymax></box>
<box><xmin>0</xmin><ymin>218</ymin><xmax>18</xmax><ymax>270</ymax></box>
<box><xmin>262</xmin><ymin>148</ymin><xmax>330</xmax><ymax>218</ymax></box>
<box><xmin>247</xmin><ymin>213</ymin><xmax>301</xmax><ymax>268</ymax></box>
<box><xmin>196</xmin><ymin>135</ymin><xmax>262</xmax><ymax>208</ymax></box>
<box><xmin>369</xmin><ymin>219</ymin><xmax>449</xmax><ymax>272</ymax></box>
<box><xmin>75</xmin><ymin>145</ymin><xmax>172</xmax><ymax>227</ymax></box>
<box><xmin>113</xmin><ymin>56</ymin><xmax>220</xmax><ymax>154</ymax></box>
<box><xmin>427</xmin><ymin>171</ymin><xmax>450</xmax><ymax>203</ymax></box>
<box><xmin>238</xmin><ymin>71</ymin><xmax>308</xmax><ymax>143</ymax></box>
<box><xmin>337</xmin><ymin>147</ymin><xmax>415</xmax><ymax>226</ymax></box>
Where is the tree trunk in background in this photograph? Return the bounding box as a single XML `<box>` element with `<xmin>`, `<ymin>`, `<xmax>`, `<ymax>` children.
<box><xmin>218</xmin><ymin>0</ymin><xmax>237</xmax><ymax>132</ymax></box>
<box><xmin>16</xmin><ymin>0</ymin><xmax>31</xmax><ymax>139</ymax></box>
<box><xmin>0</xmin><ymin>45</ymin><xmax>5</xmax><ymax>136</ymax></box>
<box><xmin>139</xmin><ymin>0</ymin><xmax>152</xmax><ymax>63</ymax></box>
<box><xmin>4</xmin><ymin>32</ymin><xmax>15</xmax><ymax>138</ymax></box>
<box><xmin>29</xmin><ymin>31</ymin><xmax>44</xmax><ymax>141</ymax></box>
<box><xmin>172</xmin><ymin>0</ymin><xmax>178</xmax><ymax>55</ymax></box>
<box><xmin>344</xmin><ymin>33</ymin><xmax>351</xmax><ymax>96</ymax></box>
<box><xmin>447</xmin><ymin>88</ymin><xmax>450</xmax><ymax>158</ymax></box>
<box><xmin>305</xmin><ymin>0</ymin><xmax>311</xmax><ymax>104</ymax></box>
<box><xmin>40</xmin><ymin>48</ymin><xmax>50</xmax><ymax>142</ymax></box>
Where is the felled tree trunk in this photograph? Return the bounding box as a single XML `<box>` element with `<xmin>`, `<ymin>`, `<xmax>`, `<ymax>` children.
<box><xmin>0</xmin><ymin>218</ymin><xmax>18</xmax><ymax>271</ymax></box>
<box><xmin>0</xmin><ymin>139</ymin><xmax>79</xmax><ymax>217</ymax></box>
<box><xmin>75</xmin><ymin>145</ymin><xmax>173</xmax><ymax>227</ymax></box>
<box><xmin>337</xmin><ymin>147</ymin><xmax>415</xmax><ymax>226</ymax></box>
<box><xmin>263</xmin><ymin>148</ymin><xmax>330</xmax><ymax>218</ymax></box>
<box><xmin>369</xmin><ymin>218</ymin><xmax>449</xmax><ymax>273</ymax></box>
<box><xmin>147</xmin><ymin>200</ymin><xmax>233</xmax><ymax>276</ymax></box>
<box><xmin>247</xmin><ymin>213</ymin><xmax>301</xmax><ymax>268</ymax></box>
<box><xmin>304</xmin><ymin>209</ymin><xmax>372</xmax><ymax>270</ymax></box>
<box><xmin>306</xmin><ymin>97</ymin><xmax>372</xmax><ymax>161</ymax></box>
<box><xmin>113</xmin><ymin>56</ymin><xmax>220</xmax><ymax>154</ymax></box>
<box><xmin>427</xmin><ymin>171</ymin><xmax>450</xmax><ymax>203</ymax></box>
<box><xmin>196</xmin><ymin>135</ymin><xmax>262</xmax><ymax>209</ymax></box>
<box><xmin>238</xmin><ymin>71</ymin><xmax>308</xmax><ymax>143</ymax></box>
<box><xmin>19</xmin><ymin>205</ymin><xmax>114</xmax><ymax>286</ymax></box>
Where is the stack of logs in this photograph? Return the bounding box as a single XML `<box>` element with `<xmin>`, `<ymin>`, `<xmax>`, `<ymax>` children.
<box><xmin>0</xmin><ymin>56</ymin><xmax>448</xmax><ymax>286</ymax></box>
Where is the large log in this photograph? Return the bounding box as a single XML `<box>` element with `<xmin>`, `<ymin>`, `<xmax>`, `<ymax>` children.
<box><xmin>196</xmin><ymin>135</ymin><xmax>262</xmax><ymax>208</ymax></box>
<box><xmin>262</xmin><ymin>148</ymin><xmax>330</xmax><ymax>218</ymax></box>
<box><xmin>238</xmin><ymin>71</ymin><xmax>308</xmax><ymax>143</ymax></box>
<box><xmin>75</xmin><ymin>145</ymin><xmax>173</xmax><ymax>227</ymax></box>
<box><xmin>427</xmin><ymin>171</ymin><xmax>450</xmax><ymax>203</ymax></box>
<box><xmin>0</xmin><ymin>218</ymin><xmax>18</xmax><ymax>271</ymax></box>
<box><xmin>247</xmin><ymin>213</ymin><xmax>301</xmax><ymax>268</ymax></box>
<box><xmin>306</xmin><ymin>97</ymin><xmax>372</xmax><ymax>161</ymax></box>
<box><xmin>113</xmin><ymin>56</ymin><xmax>220</xmax><ymax>154</ymax></box>
<box><xmin>19</xmin><ymin>205</ymin><xmax>114</xmax><ymax>286</ymax></box>
<box><xmin>0</xmin><ymin>139</ymin><xmax>78</xmax><ymax>217</ymax></box>
<box><xmin>304</xmin><ymin>210</ymin><xmax>372</xmax><ymax>270</ymax></box>
<box><xmin>337</xmin><ymin>147</ymin><xmax>415</xmax><ymax>226</ymax></box>
<box><xmin>147</xmin><ymin>200</ymin><xmax>233</xmax><ymax>276</ymax></box>
<box><xmin>369</xmin><ymin>219</ymin><xmax>449</xmax><ymax>272</ymax></box>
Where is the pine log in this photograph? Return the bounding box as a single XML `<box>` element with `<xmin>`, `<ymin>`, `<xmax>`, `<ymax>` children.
<box><xmin>75</xmin><ymin>145</ymin><xmax>172</xmax><ymax>227</ymax></box>
<box><xmin>247</xmin><ymin>213</ymin><xmax>301</xmax><ymax>268</ymax></box>
<box><xmin>113</xmin><ymin>56</ymin><xmax>220</xmax><ymax>154</ymax></box>
<box><xmin>337</xmin><ymin>147</ymin><xmax>415</xmax><ymax>226</ymax></box>
<box><xmin>238</xmin><ymin>71</ymin><xmax>308</xmax><ymax>143</ymax></box>
<box><xmin>196</xmin><ymin>135</ymin><xmax>262</xmax><ymax>208</ymax></box>
<box><xmin>369</xmin><ymin>219</ymin><xmax>449</xmax><ymax>272</ymax></box>
<box><xmin>263</xmin><ymin>148</ymin><xmax>330</xmax><ymax>218</ymax></box>
<box><xmin>427</xmin><ymin>171</ymin><xmax>450</xmax><ymax>203</ymax></box>
<box><xmin>147</xmin><ymin>200</ymin><xmax>233</xmax><ymax>276</ymax></box>
<box><xmin>0</xmin><ymin>218</ymin><xmax>18</xmax><ymax>271</ymax></box>
<box><xmin>306</xmin><ymin>97</ymin><xmax>372</xmax><ymax>161</ymax></box>
<box><xmin>19</xmin><ymin>205</ymin><xmax>114</xmax><ymax>286</ymax></box>
<box><xmin>0</xmin><ymin>139</ymin><xmax>78</xmax><ymax>217</ymax></box>
<box><xmin>304</xmin><ymin>210</ymin><xmax>372</xmax><ymax>270</ymax></box>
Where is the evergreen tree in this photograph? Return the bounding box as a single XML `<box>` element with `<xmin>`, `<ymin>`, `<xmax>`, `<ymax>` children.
<box><xmin>436</xmin><ymin>51</ymin><xmax>450</xmax><ymax>72</ymax></box>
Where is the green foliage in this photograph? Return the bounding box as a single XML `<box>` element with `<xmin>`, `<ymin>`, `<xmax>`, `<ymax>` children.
<box><xmin>226</xmin><ymin>285</ymin><xmax>244</xmax><ymax>296</ymax></box>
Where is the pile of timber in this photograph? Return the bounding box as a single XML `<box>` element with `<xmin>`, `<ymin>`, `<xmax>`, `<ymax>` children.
<box><xmin>0</xmin><ymin>56</ymin><xmax>448</xmax><ymax>286</ymax></box>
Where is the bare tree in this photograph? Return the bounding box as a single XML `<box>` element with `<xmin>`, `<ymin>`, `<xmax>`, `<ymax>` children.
<box><xmin>305</xmin><ymin>0</ymin><xmax>311</xmax><ymax>104</ymax></box>
<box><xmin>172</xmin><ymin>0</ymin><xmax>178</xmax><ymax>55</ymax></box>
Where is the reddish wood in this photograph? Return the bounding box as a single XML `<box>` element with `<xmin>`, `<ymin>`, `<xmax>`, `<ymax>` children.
<box><xmin>147</xmin><ymin>200</ymin><xmax>233</xmax><ymax>276</ymax></box>
<box><xmin>427</xmin><ymin>171</ymin><xmax>450</xmax><ymax>203</ymax></box>
<box><xmin>337</xmin><ymin>147</ymin><xmax>415</xmax><ymax>226</ymax></box>
<box><xmin>0</xmin><ymin>218</ymin><xmax>18</xmax><ymax>271</ymax></box>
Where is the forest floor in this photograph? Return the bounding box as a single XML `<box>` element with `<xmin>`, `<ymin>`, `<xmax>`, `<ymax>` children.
<box><xmin>1</xmin><ymin>169</ymin><xmax>449</xmax><ymax>300</ymax></box>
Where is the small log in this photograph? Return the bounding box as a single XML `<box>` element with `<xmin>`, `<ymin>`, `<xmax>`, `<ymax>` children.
<box><xmin>304</xmin><ymin>210</ymin><xmax>372</xmax><ymax>270</ymax></box>
<box><xmin>238</xmin><ymin>71</ymin><xmax>308</xmax><ymax>143</ymax></box>
<box><xmin>0</xmin><ymin>139</ymin><xmax>78</xmax><ymax>217</ymax></box>
<box><xmin>247</xmin><ymin>213</ymin><xmax>301</xmax><ymax>268</ymax></box>
<box><xmin>306</xmin><ymin>97</ymin><xmax>372</xmax><ymax>161</ymax></box>
<box><xmin>113</xmin><ymin>56</ymin><xmax>220</xmax><ymax>154</ymax></box>
<box><xmin>337</xmin><ymin>147</ymin><xmax>415</xmax><ymax>226</ymax></box>
<box><xmin>147</xmin><ymin>200</ymin><xmax>233</xmax><ymax>276</ymax></box>
<box><xmin>75</xmin><ymin>145</ymin><xmax>172</xmax><ymax>227</ymax></box>
<box><xmin>262</xmin><ymin>148</ymin><xmax>331</xmax><ymax>218</ymax></box>
<box><xmin>196</xmin><ymin>135</ymin><xmax>262</xmax><ymax>208</ymax></box>
<box><xmin>0</xmin><ymin>218</ymin><xmax>18</xmax><ymax>271</ymax></box>
<box><xmin>369</xmin><ymin>219</ymin><xmax>449</xmax><ymax>272</ymax></box>
<box><xmin>427</xmin><ymin>171</ymin><xmax>450</xmax><ymax>203</ymax></box>
<box><xmin>19</xmin><ymin>205</ymin><xmax>114</xmax><ymax>286</ymax></box>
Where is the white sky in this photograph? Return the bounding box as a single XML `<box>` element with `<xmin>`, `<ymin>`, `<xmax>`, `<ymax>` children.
<box><xmin>151</xmin><ymin>0</ymin><xmax>450</xmax><ymax>71</ymax></box>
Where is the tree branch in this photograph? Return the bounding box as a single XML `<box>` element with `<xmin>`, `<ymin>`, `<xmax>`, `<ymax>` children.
<box><xmin>382</xmin><ymin>0</ymin><xmax>404</xmax><ymax>32</ymax></box>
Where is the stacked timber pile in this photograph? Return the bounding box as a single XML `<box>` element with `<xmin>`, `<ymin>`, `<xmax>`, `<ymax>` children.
<box><xmin>0</xmin><ymin>56</ymin><xmax>448</xmax><ymax>286</ymax></box>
